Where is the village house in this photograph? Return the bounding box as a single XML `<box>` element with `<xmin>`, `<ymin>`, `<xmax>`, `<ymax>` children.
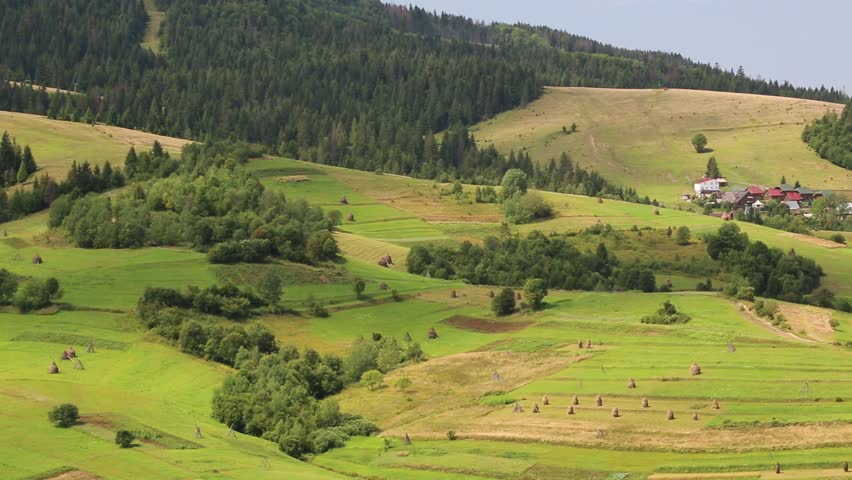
<box><xmin>693</xmin><ymin>177</ymin><xmax>727</xmax><ymax>198</ymax></box>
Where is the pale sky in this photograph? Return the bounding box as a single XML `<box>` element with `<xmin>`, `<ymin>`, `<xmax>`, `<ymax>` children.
<box><xmin>405</xmin><ymin>0</ymin><xmax>850</xmax><ymax>94</ymax></box>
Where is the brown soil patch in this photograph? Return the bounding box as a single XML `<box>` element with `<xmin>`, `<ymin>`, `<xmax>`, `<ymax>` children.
<box><xmin>421</xmin><ymin>214</ymin><xmax>502</xmax><ymax>223</ymax></box>
<box><xmin>777</xmin><ymin>303</ymin><xmax>836</xmax><ymax>343</ymax></box>
<box><xmin>781</xmin><ymin>232</ymin><xmax>848</xmax><ymax>249</ymax></box>
<box><xmin>275</xmin><ymin>175</ymin><xmax>310</xmax><ymax>183</ymax></box>
<box><xmin>737</xmin><ymin>303</ymin><xmax>815</xmax><ymax>344</ymax></box>
<box><xmin>80</xmin><ymin>414</ymin><xmax>114</xmax><ymax>430</ymax></box>
<box><xmin>443</xmin><ymin>314</ymin><xmax>532</xmax><ymax>333</ymax></box>
<box><xmin>47</xmin><ymin>471</ymin><xmax>101</xmax><ymax>480</ymax></box>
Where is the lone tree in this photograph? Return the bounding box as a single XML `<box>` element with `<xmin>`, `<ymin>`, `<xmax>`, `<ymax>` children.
<box><xmin>692</xmin><ymin>133</ymin><xmax>708</xmax><ymax>153</ymax></box>
<box><xmin>523</xmin><ymin>278</ymin><xmax>548</xmax><ymax>310</ymax></box>
<box><xmin>115</xmin><ymin>430</ymin><xmax>135</xmax><ymax>448</ymax></box>
<box><xmin>705</xmin><ymin>156</ymin><xmax>721</xmax><ymax>178</ymax></box>
<box><xmin>492</xmin><ymin>288</ymin><xmax>516</xmax><ymax>316</ymax></box>
<box><xmin>360</xmin><ymin>369</ymin><xmax>385</xmax><ymax>391</ymax></box>
<box><xmin>48</xmin><ymin>403</ymin><xmax>79</xmax><ymax>428</ymax></box>
<box><xmin>675</xmin><ymin>226</ymin><xmax>692</xmax><ymax>246</ymax></box>
<box><xmin>395</xmin><ymin>377</ymin><xmax>412</xmax><ymax>392</ymax></box>
<box><xmin>500</xmin><ymin>169</ymin><xmax>528</xmax><ymax>200</ymax></box>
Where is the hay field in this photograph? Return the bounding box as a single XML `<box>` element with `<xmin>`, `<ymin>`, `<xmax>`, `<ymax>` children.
<box><xmin>471</xmin><ymin>87</ymin><xmax>851</xmax><ymax>201</ymax></box>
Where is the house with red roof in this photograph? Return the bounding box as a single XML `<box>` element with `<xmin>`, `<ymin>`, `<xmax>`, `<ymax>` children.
<box><xmin>764</xmin><ymin>188</ymin><xmax>784</xmax><ymax>201</ymax></box>
<box><xmin>784</xmin><ymin>191</ymin><xmax>802</xmax><ymax>202</ymax></box>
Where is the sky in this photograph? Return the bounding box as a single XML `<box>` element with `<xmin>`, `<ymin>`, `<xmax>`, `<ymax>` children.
<box><xmin>405</xmin><ymin>0</ymin><xmax>850</xmax><ymax>94</ymax></box>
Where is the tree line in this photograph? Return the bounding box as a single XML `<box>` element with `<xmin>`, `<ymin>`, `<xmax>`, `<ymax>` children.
<box><xmin>802</xmin><ymin>101</ymin><xmax>852</xmax><ymax>170</ymax></box>
<box><xmin>0</xmin><ymin>131</ymin><xmax>37</xmax><ymax>187</ymax></box>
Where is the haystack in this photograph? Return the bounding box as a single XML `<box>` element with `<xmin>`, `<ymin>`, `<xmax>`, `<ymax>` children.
<box><xmin>74</xmin><ymin>359</ymin><xmax>84</xmax><ymax>370</ymax></box>
<box><xmin>319</xmin><ymin>275</ymin><xmax>330</xmax><ymax>284</ymax></box>
<box><xmin>595</xmin><ymin>395</ymin><xmax>603</xmax><ymax>407</ymax></box>
<box><xmin>87</xmin><ymin>342</ymin><xmax>95</xmax><ymax>353</ymax></box>
<box><xmin>492</xmin><ymin>371</ymin><xmax>502</xmax><ymax>382</ymax></box>
<box><xmin>404</xmin><ymin>332</ymin><xmax>412</xmax><ymax>343</ymax></box>
<box><xmin>65</xmin><ymin>347</ymin><xmax>76</xmax><ymax>358</ymax></box>
<box><xmin>48</xmin><ymin>362</ymin><xmax>59</xmax><ymax>374</ymax></box>
<box><xmin>61</xmin><ymin>351</ymin><xmax>71</xmax><ymax>360</ymax></box>
<box><xmin>378</xmin><ymin>282</ymin><xmax>389</xmax><ymax>290</ymax></box>
<box><xmin>451</xmin><ymin>289</ymin><xmax>457</xmax><ymax>298</ymax></box>
<box><xmin>194</xmin><ymin>425</ymin><xmax>203</xmax><ymax>439</ymax></box>
<box><xmin>597</xmin><ymin>197</ymin><xmax>603</xmax><ymax>204</ymax></box>
<box><xmin>587</xmin><ymin>339</ymin><xmax>592</xmax><ymax>348</ymax></box>
<box><xmin>728</xmin><ymin>340</ymin><xmax>736</xmax><ymax>353</ymax></box>
<box><xmin>488</xmin><ymin>290</ymin><xmax>494</xmax><ymax>298</ymax></box>
<box><xmin>340</xmin><ymin>196</ymin><xmax>348</xmax><ymax>205</ymax></box>
<box><xmin>641</xmin><ymin>397</ymin><xmax>649</xmax><ymax>408</ymax></box>
<box><xmin>516</xmin><ymin>292</ymin><xmax>521</xmax><ymax>300</ymax></box>
<box><xmin>347</xmin><ymin>213</ymin><xmax>355</xmax><ymax>221</ymax></box>
<box><xmin>692</xmin><ymin>412</ymin><xmax>699</xmax><ymax>421</ymax></box>
<box><xmin>711</xmin><ymin>399</ymin><xmax>720</xmax><ymax>410</ymax></box>
<box><xmin>542</xmin><ymin>395</ymin><xmax>550</xmax><ymax>406</ymax></box>
<box><xmin>572</xmin><ymin>395</ymin><xmax>579</xmax><ymax>406</ymax></box>
<box><xmin>531</xmin><ymin>403</ymin><xmax>540</xmax><ymax>414</ymax></box>
<box><xmin>666</xmin><ymin>410</ymin><xmax>675</xmax><ymax>420</ymax></box>
<box><xmin>32</xmin><ymin>254</ymin><xmax>43</xmax><ymax>264</ymax></box>
<box><xmin>567</xmin><ymin>405</ymin><xmax>575</xmax><ymax>415</ymax></box>
<box><xmin>627</xmin><ymin>378</ymin><xmax>636</xmax><ymax>389</ymax></box>
<box><xmin>689</xmin><ymin>362</ymin><xmax>702</xmax><ymax>376</ymax></box>
<box><xmin>427</xmin><ymin>327</ymin><xmax>439</xmax><ymax>340</ymax></box>
<box><xmin>378</xmin><ymin>257</ymin><xmax>390</xmax><ymax>268</ymax></box>
<box><xmin>512</xmin><ymin>402</ymin><xmax>523</xmax><ymax>413</ymax></box>
<box><xmin>578</xmin><ymin>340</ymin><xmax>584</xmax><ymax>348</ymax></box>
<box><xmin>653</xmin><ymin>208</ymin><xmax>660</xmax><ymax>216</ymax></box>
<box><xmin>843</xmin><ymin>461</ymin><xmax>848</xmax><ymax>472</ymax></box>
<box><xmin>775</xmin><ymin>463</ymin><xmax>781</xmax><ymax>474</ymax></box>
<box><xmin>403</xmin><ymin>433</ymin><xmax>411</xmax><ymax>445</ymax></box>
<box><xmin>611</xmin><ymin>408</ymin><xmax>620</xmax><ymax>418</ymax></box>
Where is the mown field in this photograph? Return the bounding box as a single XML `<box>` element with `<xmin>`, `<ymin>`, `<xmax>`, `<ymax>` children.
<box><xmin>470</xmin><ymin>87</ymin><xmax>852</xmax><ymax>201</ymax></box>
<box><xmin>2</xmin><ymin>112</ymin><xmax>852</xmax><ymax>479</ymax></box>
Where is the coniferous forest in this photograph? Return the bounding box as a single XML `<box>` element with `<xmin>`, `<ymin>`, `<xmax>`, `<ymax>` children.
<box><xmin>1</xmin><ymin>0</ymin><xmax>848</xmax><ymax>188</ymax></box>
<box><xmin>802</xmin><ymin>101</ymin><xmax>852</xmax><ymax>170</ymax></box>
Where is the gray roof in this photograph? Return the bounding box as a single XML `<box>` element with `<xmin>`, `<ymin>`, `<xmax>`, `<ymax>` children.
<box><xmin>783</xmin><ymin>201</ymin><xmax>800</xmax><ymax>210</ymax></box>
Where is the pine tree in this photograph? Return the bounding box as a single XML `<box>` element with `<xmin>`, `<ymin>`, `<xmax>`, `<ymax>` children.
<box><xmin>16</xmin><ymin>160</ymin><xmax>28</xmax><ymax>184</ymax></box>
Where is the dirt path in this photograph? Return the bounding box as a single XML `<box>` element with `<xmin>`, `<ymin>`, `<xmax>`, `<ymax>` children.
<box><xmin>650</xmin><ymin>468</ymin><xmax>852</xmax><ymax>479</ymax></box>
<box><xmin>737</xmin><ymin>303</ymin><xmax>817</xmax><ymax>344</ymax></box>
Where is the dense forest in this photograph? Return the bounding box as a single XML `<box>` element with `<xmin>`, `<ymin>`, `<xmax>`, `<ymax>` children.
<box><xmin>0</xmin><ymin>131</ymin><xmax>37</xmax><ymax>188</ymax></box>
<box><xmin>0</xmin><ymin>0</ymin><xmax>847</xmax><ymax>193</ymax></box>
<box><xmin>802</xmin><ymin>101</ymin><xmax>852</xmax><ymax>170</ymax></box>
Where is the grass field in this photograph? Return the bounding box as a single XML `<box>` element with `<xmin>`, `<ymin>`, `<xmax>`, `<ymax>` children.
<box><xmin>471</xmin><ymin>87</ymin><xmax>851</xmax><ymax>201</ymax></box>
<box><xmin>141</xmin><ymin>0</ymin><xmax>165</xmax><ymax>53</ymax></box>
<box><xmin>3</xmin><ymin>112</ymin><xmax>852</xmax><ymax>479</ymax></box>
<box><xmin>0</xmin><ymin>111</ymin><xmax>189</xmax><ymax>184</ymax></box>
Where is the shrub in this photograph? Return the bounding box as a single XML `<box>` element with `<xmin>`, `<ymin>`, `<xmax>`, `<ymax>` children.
<box><xmin>641</xmin><ymin>300</ymin><xmax>691</xmax><ymax>325</ymax></box>
<box><xmin>829</xmin><ymin>233</ymin><xmax>846</xmax><ymax>245</ymax></box>
<box><xmin>115</xmin><ymin>430</ymin><xmax>135</xmax><ymax>448</ymax></box>
<box><xmin>829</xmin><ymin>318</ymin><xmax>840</xmax><ymax>329</ymax></box>
<box><xmin>48</xmin><ymin>404</ymin><xmax>79</xmax><ymax>428</ymax></box>
<box><xmin>492</xmin><ymin>288</ymin><xmax>516</xmax><ymax>316</ymax></box>
<box><xmin>360</xmin><ymin>369</ymin><xmax>384</xmax><ymax>391</ymax></box>
<box><xmin>395</xmin><ymin>377</ymin><xmax>412</xmax><ymax>392</ymax></box>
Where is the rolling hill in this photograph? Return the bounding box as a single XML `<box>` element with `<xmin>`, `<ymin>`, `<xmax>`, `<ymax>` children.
<box><xmin>471</xmin><ymin>87</ymin><xmax>852</xmax><ymax>201</ymax></box>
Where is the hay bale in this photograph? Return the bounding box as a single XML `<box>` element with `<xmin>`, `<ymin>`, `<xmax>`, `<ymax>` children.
<box><xmin>595</xmin><ymin>395</ymin><xmax>603</xmax><ymax>407</ymax></box>
<box><xmin>65</xmin><ymin>347</ymin><xmax>76</xmax><ymax>358</ymax></box>
<box><xmin>611</xmin><ymin>408</ymin><xmax>620</xmax><ymax>418</ymax></box>
<box><xmin>427</xmin><ymin>327</ymin><xmax>439</xmax><ymax>340</ymax></box>
<box><xmin>542</xmin><ymin>395</ymin><xmax>550</xmax><ymax>406</ymax></box>
<box><xmin>340</xmin><ymin>196</ymin><xmax>348</xmax><ymax>205</ymax></box>
<box><xmin>653</xmin><ymin>208</ymin><xmax>660</xmax><ymax>216</ymax></box>
<box><xmin>404</xmin><ymin>332</ymin><xmax>412</xmax><ymax>343</ymax></box>
<box><xmin>843</xmin><ymin>461</ymin><xmax>848</xmax><ymax>472</ymax></box>
<box><xmin>516</xmin><ymin>292</ymin><xmax>522</xmax><ymax>300</ymax></box>
<box><xmin>319</xmin><ymin>275</ymin><xmax>330</xmax><ymax>284</ymax></box>
<box><xmin>347</xmin><ymin>213</ymin><xmax>355</xmax><ymax>221</ymax></box>
<box><xmin>641</xmin><ymin>397</ymin><xmax>649</xmax><ymax>408</ymax></box>
<box><xmin>597</xmin><ymin>197</ymin><xmax>603</xmax><ymax>204</ymax></box>
<box><xmin>194</xmin><ymin>425</ymin><xmax>203</xmax><ymax>439</ymax></box>
<box><xmin>578</xmin><ymin>339</ymin><xmax>584</xmax><ymax>348</ymax></box>
<box><xmin>488</xmin><ymin>290</ymin><xmax>494</xmax><ymax>298</ymax></box>
<box><xmin>775</xmin><ymin>463</ymin><xmax>781</xmax><ymax>474</ymax></box>
<box><xmin>86</xmin><ymin>342</ymin><xmax>95</xmax><ymax>353</ymax></box>
<box><xmin>378</xmin><ymin>282</ymin><xmax>389</xmax><ymax>290</ymax></box>
<box><xmin>61</xmin><ymin>351</ymin><xmax>71</xmax><ymax>360</ymax></box>
<box><xmin>403</xmin><ymin>433</ymin><xmax>411</xmax><ymax>445</ymax></box>
<box><xmin>712</xmin><ymin>399</ymin><xmax>720</xmax><ymax>410</ymax></box>
<box><xmin>531</xmin><ymin>403</ymin><xmax>540</xmax><ymax>414</ymax></box>
<box><xmin>512</xmin><ymin>402</ymin><xmax>523</xmax><ymax>413</ymax></box>
<box><xmin>74</xmin><ymin>359</ymin><xmax>84</xmax><ymax>370</ymax></box>
<box><xmin>666</xmin><ymin>410</ymin><xmax>675</xmax><ymax>420</ymax></box>
<box><xmin>32</xmin><ymin>254</ymin><xmax>43</xmax><ymax>264</ymax></box>
<box><xmin>587</xmin><ymin>339</ymin><xmax>592</xmax><ymax>348</ymax></box>
<box><xmin>692</xmin><ymin>411</ymin><xmax>699</xmax><ymax>421</ymax></box>
<box><xmin>689</xmin><ymin>362</ymin><xmax>702</xmax><ymax>376</ymax></box>
<box><xmin>627</xmin><ymin>377</ymin><xmax>636</xmax><ymax>389</ymax></box>
<box><xmin>728</xmin><ymin>340</ymin><xmax>736</xmax><ymax>353</ymax></box>
<box><xmin>450</xmin><ymin>289</ymin><xmax>457</xmax><ymax>298</ymax></box>
<box><xmin>378</xmin><ymin>257</ymin><xmax>389</xmax><ymax>268</ymax></box>
<box><xmin>48</xmin><ymin>362</ymin><xmax>59</xmax><ymax>374</ymax></box>
<box><xmin>567</xmin><ymin>405</ymin><xmax>575</xmax><ymax>415</ymax></box>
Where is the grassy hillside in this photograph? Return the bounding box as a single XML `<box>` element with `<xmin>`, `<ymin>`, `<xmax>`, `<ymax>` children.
<box><xmin>471</xmin><ymin>87</ymin><xmax>852</xmax><ymax>201</ymax></box>
<box><xmin>0</xmin><ymin>111</ymin><xmax>189</xmax><ymax>183</ymax></box>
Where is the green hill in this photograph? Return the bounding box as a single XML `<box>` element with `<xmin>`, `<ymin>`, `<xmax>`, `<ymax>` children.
<box><xmin>472</xmin><ymin>87</ymin><xmax>851</xmax><ymax>201</ymax></box>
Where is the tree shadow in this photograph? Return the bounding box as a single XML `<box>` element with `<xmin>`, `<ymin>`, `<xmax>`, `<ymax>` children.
<box><xmin>698</xmin><ymin>148</ymin><xmax>715</xmax><ymax>154</ymax></box>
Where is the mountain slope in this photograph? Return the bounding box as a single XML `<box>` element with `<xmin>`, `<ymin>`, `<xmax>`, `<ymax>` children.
<box><xmin>472</xmin><ymin>87</ymin><xmax>850</xmax><ymax>200</ymax></box>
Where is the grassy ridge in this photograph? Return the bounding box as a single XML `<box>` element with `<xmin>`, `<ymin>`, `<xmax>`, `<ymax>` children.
<box><xmin>471</xmin><ymin>87</ymin><xmax>852</xmax><ymax>201</ymax></box>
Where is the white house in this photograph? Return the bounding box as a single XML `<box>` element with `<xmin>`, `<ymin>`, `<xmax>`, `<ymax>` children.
<box><xmin>693</xmin><ymin>177</ymin><xmax>722</xmax><ymax>197</ymax></box>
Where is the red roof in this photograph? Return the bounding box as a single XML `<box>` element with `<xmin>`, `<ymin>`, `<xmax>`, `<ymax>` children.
<box><xmin>766</xmin><ymin>188</ymin><xmax>783</xmax><ymax>197</ymax></box>
<box><xmin>694</xmin><ymin>177</ymin><xmax>715</xmax><ymax>184</ymax></box>
<box><xmin>785</xmin><ymin>192</ymin><xmax>802</xmax><ymax>201</ymax></box>
<box><xmin>747</xmin><ymin>186</ymin><xmax>765</xmax><ymax>195</ymax></box>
